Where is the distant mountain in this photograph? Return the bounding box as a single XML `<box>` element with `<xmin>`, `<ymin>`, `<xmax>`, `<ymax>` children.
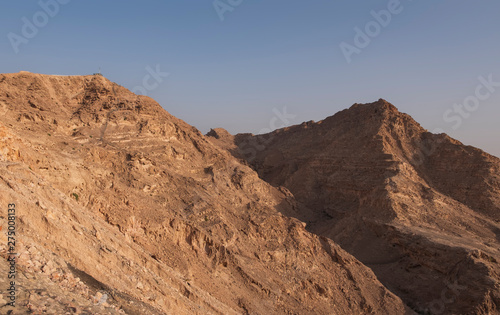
<box><xmin>0</xmin><ymin>73</ymin><xmax>411</xmax><ymax>314</ymax></box>
<box><xmin>210</xmin><ymin>99</ymin><xmax>500</xmax><ymax>314</ymax></box>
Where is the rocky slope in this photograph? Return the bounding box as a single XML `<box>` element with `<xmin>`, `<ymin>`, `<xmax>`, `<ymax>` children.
<box><xmin>0</xmin><ymin>73</ymin><xmax>411</xmax><ymax>314</ymax></box>
<box><xmin>212</xmin><ymin>99</ymin><xmax>500</xmax><ymax>314</ymax></box>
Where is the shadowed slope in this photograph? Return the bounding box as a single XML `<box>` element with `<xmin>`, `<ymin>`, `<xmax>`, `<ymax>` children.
<box><xmin>213</xmin><ymin>99</ymin><xmax>500</xmax><ymax>314</ymax></box>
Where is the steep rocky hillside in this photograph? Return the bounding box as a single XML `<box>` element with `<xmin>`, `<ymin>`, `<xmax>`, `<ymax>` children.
<box><xmin>211</xmin><ymin>99</ymin><xmax>500</xmax><ymax>314</ymax></box>
<box><xmin>0</xmin><ymin>73</ymin><xmax>411</xmax><ymax>314</ymax></box>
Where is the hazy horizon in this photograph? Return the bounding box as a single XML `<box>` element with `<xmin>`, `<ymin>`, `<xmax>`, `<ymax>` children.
<box><xmin>1</xmin><ymin>1</ymin><xmax>499</xmax><ymax>157</ymax></box>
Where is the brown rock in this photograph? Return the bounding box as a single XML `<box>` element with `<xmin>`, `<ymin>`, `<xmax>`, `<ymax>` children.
<box><xmin>0</xmin><ymin>74</ymin><xmax>411</xmax><ymax>314</ymax></box>
<box><xmin>221</xmin><ymin>99</ymin><xmax>500</xmax><ymax>314</ymax></box>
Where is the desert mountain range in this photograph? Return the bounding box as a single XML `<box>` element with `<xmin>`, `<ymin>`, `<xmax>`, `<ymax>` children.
<box><xmin>0</xmin><ymin>72</ymin><xmax>499</xmax><ymax>314</ymax></box>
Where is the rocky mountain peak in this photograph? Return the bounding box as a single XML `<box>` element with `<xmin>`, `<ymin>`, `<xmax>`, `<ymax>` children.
<box><xmin>0</xmin><ymin>72</ymin><xmax>413</xmax><ymax>314</ymax></box>
<box><xmin>217</xmin><ymin>98</ymin><xmax>500</xmax><ymax>314</ymax></box>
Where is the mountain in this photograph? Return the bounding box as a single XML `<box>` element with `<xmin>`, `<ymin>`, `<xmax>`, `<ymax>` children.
<box><xmin>210</xmin><ymin>99</ymin><xmax>500</xmax><ymax>314</ymax></box>
<box><xmin>0</xmin><ymin>73</ymin><xmax>411</xmax><ymax>314</ymax></box>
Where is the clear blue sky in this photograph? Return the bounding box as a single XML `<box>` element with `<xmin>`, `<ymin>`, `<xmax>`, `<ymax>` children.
<box><xmin>1</xmin><ymin>0</ymin><xmax>499</xmax><ymax>157</ymax></box>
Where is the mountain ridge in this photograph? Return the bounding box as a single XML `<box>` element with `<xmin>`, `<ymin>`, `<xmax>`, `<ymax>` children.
<box><xmin>0</xmin><ymin>72</ymin><xmax>412</xmax><ymax>314</ymax></box>
<box><xmin>209</xmin><ymin>98</ymin><xmax>500</xmax><ymax>314</ymax></box>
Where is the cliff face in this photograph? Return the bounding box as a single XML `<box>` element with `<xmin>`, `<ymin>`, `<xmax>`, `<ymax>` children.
<box><xmin>216</xmin><ymin>99</ymin><xmax>500</xmax><ymax>314</ymax></box>
<box><xmin>0</xmin><ymin>73</ymin><xmax>410</xmax><ymax>314</ymax></box>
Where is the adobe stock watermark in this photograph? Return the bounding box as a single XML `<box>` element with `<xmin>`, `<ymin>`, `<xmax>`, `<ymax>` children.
<box><xmin>237</xmin><ymin>107</ymin><xmax>296</xmax><ymax>162</ymax></box>
<box><xmin>340</xmin><ymin>0</ymin><xmax>411</xmax><ymax>64</ymax></box>
<box><xmin>7</xmin><ymin>0</ymin><xmax>71</xmax><ymax>54</ymax></box>
<box><xmin>213</xmin><ymin>0</ymin><xmax>243</xmax><ymax>21</ymax></box>
<box><xmin>411</xmin><ymin>74</ymin><xmax>499</xmax><ymax>166</ymax></box>
<box><xmin>427</xmin><ymin>279</ymin><xmax>467</xmax><ymax>314</ymax></box>
<box><xmin>442</xmin><ymin>74</ymin><xmax>500</xmax><ymax>130</ymax></box>
<box><xmin>6</xmin><ymin>203</ymin><xmax>17</xmax><ymax>307</ymax></box>
<box><xmin>131</xmin><ymin>65</ymin><xmax>169</xmax><ymax>96</ymax></box>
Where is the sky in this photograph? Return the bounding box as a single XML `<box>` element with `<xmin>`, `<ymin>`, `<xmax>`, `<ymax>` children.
<box><xmin>1</xmin><ymin>0</ymin><xmax>499</xmax><ymax>157</ymax></box>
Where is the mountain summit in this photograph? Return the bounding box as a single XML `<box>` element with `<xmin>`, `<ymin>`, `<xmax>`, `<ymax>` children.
<box><xmin>211</xmin><ymin>99</ymin><xmax>500</xmax><ymax>314</ymax></box>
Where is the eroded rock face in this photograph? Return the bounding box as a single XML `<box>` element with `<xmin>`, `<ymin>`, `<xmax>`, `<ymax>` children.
<box><xmin>218</xmin><ymin>99</ymin><xmax>500</xmax><ymax>314</ymax></box>
<box><xmin>0</xmin><ymin>73</ymin><xmax>411</xmax><ymax>314</ymax></box>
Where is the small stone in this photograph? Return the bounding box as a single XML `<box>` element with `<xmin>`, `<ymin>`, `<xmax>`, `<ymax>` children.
<box><xmin>98</xmin><ymin>293</ymin><xmax>108</xmax><ymax>305</ymax></box>
<box><xmin>94</xmin><ymin>291</ymin><xmax>103</xmax><ymax>304</ymax></box>
<box><xmin>52</xmin><ymin>272</ymin><xmax>62</xmax><ymax>281</ymax></box>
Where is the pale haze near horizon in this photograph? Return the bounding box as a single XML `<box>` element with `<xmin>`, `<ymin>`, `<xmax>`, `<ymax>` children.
<box><xmin>0</xmin><ymin>0</ymin><xmax>499</xmax><ymax>157</ymax></box>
